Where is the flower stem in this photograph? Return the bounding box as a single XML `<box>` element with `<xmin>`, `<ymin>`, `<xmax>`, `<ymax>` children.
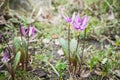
<box><xmin>11</xmin><ymin>69</ymin><xmax>15</xmax><ymax>80</ymax></box>
<box><xmin>20</xmin><ymin>27</ymin><xmax>23</xmax><ymax>41</ymax></box>
<box><xmin>79</xmin><ymin>29</ymin><xmax>86</xmax><ymax>71</ymax></box>
<box><xmin>9</xmin><ymin>64</ymin><xmax>15</xmax><ymax>80</ymax></box>
<box><xmin>68</xmin><ymin>24</ymin><xmax>71</xmax><ymax>67</ymax></box>
<box><xmin>25</xmin><ymin>31</ymin><xmax>29</xmax><ymax>71</ymax></box>
<box><xmin>75</xmin><ymin>32</ymin><xmax>80</xmax><ymax>53</ymax></box>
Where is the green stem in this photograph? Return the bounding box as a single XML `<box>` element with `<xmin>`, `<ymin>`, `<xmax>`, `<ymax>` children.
<box><xmin>59</xmin><ymin>76</ymin><xmax>62</xmax><ymax>80</ymax></box>
<box><xmin>75</xmin><ymin>32</ymin><xmax>80</xmax><ymax>53</ymax></box>
<box><xmin>20</xmin><ymin>27</ymin><xmax>24</xmax><ymax>70</ymax></box>
<box><xmin>20</xmin><ymin>26</ymin><xmax>23</xmax><ymax>42</ymax></box>
<box><xmin>81</xmin><ymin>29</ymin><xmax>86</xmax><ymax>63</ymax></box>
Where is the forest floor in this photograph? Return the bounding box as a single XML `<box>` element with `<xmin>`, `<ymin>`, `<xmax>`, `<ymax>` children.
<box><xmin>0</xmin><ymin>0</ymin><xmax>120</xmax><ymax>80</ymax></box>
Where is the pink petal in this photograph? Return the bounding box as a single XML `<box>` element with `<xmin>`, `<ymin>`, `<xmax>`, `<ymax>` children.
<box><xmin>73</xmin><ymin>22</ymin><xmax>80</xmax><ymax>30</ymax></box>
<box><xmin>20</xmin><ymin>26</ymin><xmax>27</xmax><ymax>36</ymax></box>
<box><xmin>75</xmin><ymin>13</ymin><xmax>81</xmax><ymax>23</ymax></box>
<box><xmin>81</xmin><ymin>16</ymin><xmax>90</xmax><ymax>30</ymax></box>
<box><xmin>81</xmin><ymin>15</ymin><xmax>87</xmax><ymax>25</ymax></box>
<box><xmin>32</xmin><ymin>27</ymin><xmax>35</xmax><ymax>36</ymax></box>
<box><xmin>2</xmin><ymin>48</ymin><xmax>9</xmax><ymax>62</ymax></box>
<box><xmin>62</xmin><ymin>14</ymin><xmax>72</xmax><ymax>23</ymax></box>
<box><xmin>28</xmin><ymin>26</ymin><xmax>35</xmax><ymax>37</ymax></box>
<box><xmin>71</xmin><ymin>12</ymin><xmax>76</xmax><ymax>23</ymax></box>
<box><xmin>28</xmin><ymin>27</ymin><xmax>32</xmax><ymax>37</ymax></box>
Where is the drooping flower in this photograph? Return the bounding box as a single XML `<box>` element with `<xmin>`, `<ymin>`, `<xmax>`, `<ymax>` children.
<box><xmin>62</xmin><ymin>12</ymin><xmax>76</xmax><ymax>24</ymax></box>
<box><xmin>73</xmin><ymin>14</ymin><xmax>90</xmax><ymax>31</ymax></box>
<box><xmin>20</xmin><ymin>25</ymin><xmax>28</xmax><ymax>36</ymax></box>
<box><xmin>2</xmin><ymin>48</ymin><xmax>9</xmax><ymax>62</ymax></box>
<box><xmin>28</xmin><ymin>25</ymin><xmax>35</xmax><ymax>37</ymax></box>
<box><xmin>20</xmin><ymin>25</ymin><xmax>35</xmax><ymax>37</ymax></box>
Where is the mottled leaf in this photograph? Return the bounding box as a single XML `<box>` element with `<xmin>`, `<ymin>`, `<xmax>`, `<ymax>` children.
<box><xmin>13</xmin><ymin>37</ymin><xmax>21</xmax><ymax>52</ymax></box>
<box><xmin>13</xmin><ymin>51</ymin><xmax>21</xmax><ymax>70</ymax></box>
<box><xmin>59</xmin><ymin>38</ymin><xmax>68</xmax><ymax>58</ymax></box>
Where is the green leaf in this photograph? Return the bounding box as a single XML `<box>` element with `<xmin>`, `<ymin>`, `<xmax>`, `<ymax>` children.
<box><xmin>55</xmin><ymin>60</ymin><xmax>66</xmax><ymax>76</ymax></box>
<box><xmin>76</xmin><ymin>53</ymin><xmax>80</xmax><ymax>64</ymax></box>
<box><xmin>59</xmin><ymin>38</ymin><xmax>68</xmax><ymax>58</ymax></box>
<box><xmin>9</xmin><ymin>18</ymin><xmax>20</xmax><ymax>23</ymax></box>
<box><xmin>13</xmin><ymin>51</ymin><xmax>21</xmax><ymax>70</ymax></box>
<box><xmin>115</xmin><ymin>38</ymin><xmax>120</xmax><ymax>46</ymax></box>
<box><xmin>90</xmin><ymin>56</ymin><xmax>99</xmax><ymax>71</ymax></box>
<box><xmin>21</xmin><ymin>40</ymin><xmax>27</xmax><ymax>54</ymax></box>
<box><xmin>35</xmin><ymin>54</ymin><xmax>47</xmax><ymax>62</ymax></box>
<box><xmin>13</xmin><ymin>37</ymin><xmax>21</xmax><ymax>52</ymax></box>
<box><xmin>70</xmin><ymin>39</ymin><xmax>77</xmax><ymax>55</ymax></box>
<box><xmin>0</xmin><ymin>47</ymin><xmax>3</xmax><ymax>54</ymax></box>
<box><xmin>47</xmin><ymin>61</ymin><xmax>60</xmax><ymax>77</ymax></box>
<box><xmin>56</xmin><ymin>60</ymin><xmax>66</xmax><ymax>72</ymax></box>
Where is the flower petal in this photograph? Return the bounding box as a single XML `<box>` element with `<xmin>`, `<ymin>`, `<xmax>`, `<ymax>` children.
<box><xmin>81</xmin><ymin>15</ymin><xmax>87</xmax><ymax>26</ymax></box>
<box><xmin>71</xmin><ymin>12</ymin><xmax>76</xmax><ymax>23</ymax></box>
<box><xmin>20</xmin><ymin>25</ymin><xmax>27</xmax><ymax>36</ymax></box>
<box><xmin>73</xmin><ymin>22</ymin><xmax>80</xmax><ymax>30</ymax></box>
<box><xmin>62</xmin><ymin>14</ymin><xmax>72</xmax><ymax>23</ymax></box>
<box><xmin>32</xmin><ymin>27</ymin><xmax>35</xmax><ymax>37</ymax></box>
<box><xmin>28</xmin><ymin>26</ymin><xmax>35</xmax><ymax>37</ymax></box>
<box><xmin>2</xmin><ymin>48</ymin><xmax>9</xmax><ymax>62</ymax></box>
<box><xmin>75</xmin><ymin>13</ymin><xmax>81</xmax><ymax>23</ymax></box>
<box><xmin>73</xmin><ymin>15</ymin><xmax>90</xmax><ymax>31</ymax></box>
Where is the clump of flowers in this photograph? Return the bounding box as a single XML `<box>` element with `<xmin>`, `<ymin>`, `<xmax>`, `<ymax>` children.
<box><xmin>20</xmin><ymin>24</ymin><xmax>35</xmax><ymax>70</ymax></box>
<box><xmin>20</xmin><ymin>25</ymin><xmax>35</xmax><ymax>37</ymax></box>
<box><xmin>63</xmin><ymin>13</ymin><xmax>90</xmax><ymax>31</ymax></box>
<box><xmin>61</xmin><ymin>12</ymin><xmax>90</xmax><ymax>76</ymax></box>
<box><xmin>73</xmin><ymin>14</ymin><xmax>90</xmax><ymax>31</ymax></box>
<box><xmin>1</xmin><ymin>24</ymin><xmax>36</xmax><ymax>80</ymax></box>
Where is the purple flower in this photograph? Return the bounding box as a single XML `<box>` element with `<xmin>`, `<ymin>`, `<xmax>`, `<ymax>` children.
<box><xmin>20</xmin><ymin>25</ymin><xmax>28</xmax><ymax>36</ymax></box>
<box><xmin>20</xmin><ymin>25</ymin><xmax>35</xmax><ymax>37</ymax></box>
<box><xmin>28</xmin><ymin>25</ymin><xmax>35</xmax><ymax>37</ymax></box>
<box><xmin>73</xmin><ymin>14</ymin><xmax>90</xmax><ymax>31</ymax></box>
<box><xmin>2</xmin><ymin>48</ymin><xmax>9</xmax><ymax>62</ymax></box>
<box><xmin>62</xmin><ymin>12</ymin><xmax>76</xmax><ymax>24</ymax></box>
